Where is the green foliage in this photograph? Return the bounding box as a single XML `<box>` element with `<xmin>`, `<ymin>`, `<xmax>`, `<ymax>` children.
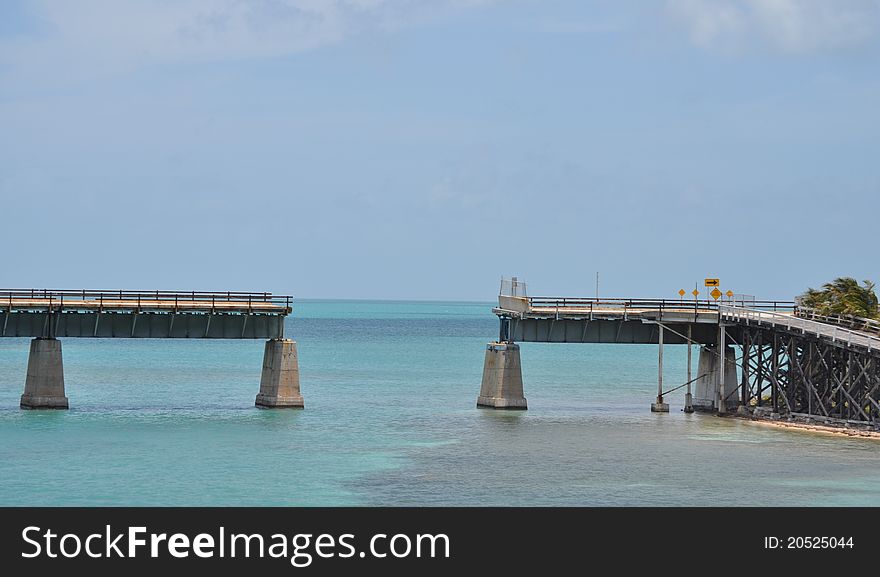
<box><xmin>800</xmin><ymin>277</ymin><xmax>878</xmax><ymax>319</ymax></box>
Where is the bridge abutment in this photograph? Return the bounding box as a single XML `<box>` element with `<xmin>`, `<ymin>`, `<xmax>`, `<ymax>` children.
<box><xmin>477</xmin><ymin>342</ymin><xmax>527</xmax><ymax>410</ymax></box>
<box><xmin>693</xmin><ymin>345</ymin><xmax>738</xmax><ymax>412</ymax></box>
<box><xmin>255</xmin><ymin>338</ymin><xmax>304</xmax><ymax>409</ymax></box>
<box><xmin>20</xmin><ymin>338</ymin><xmax>68</xmax><ymax>410</ymax></box>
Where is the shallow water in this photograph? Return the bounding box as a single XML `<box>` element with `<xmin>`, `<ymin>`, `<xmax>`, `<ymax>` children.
<box><xmin>1</xmin><ymin>300</ymin><xmax>878</xmax><ymax>506</ymax></box>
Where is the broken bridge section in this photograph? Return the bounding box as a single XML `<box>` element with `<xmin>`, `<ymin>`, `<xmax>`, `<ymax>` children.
<box><xmin>478</xmin><ymin>278</ymin><xmax>880</xmax><ymax>431</ymax></box>
<box><xmin>1</xmin><ymin>289</ymin><xmax>302</xmax><ymax>410</ymax></box>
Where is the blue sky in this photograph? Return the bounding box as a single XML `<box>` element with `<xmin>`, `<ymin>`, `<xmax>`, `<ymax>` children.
<box><xmin>1</xmin><ymin>1</ymin><xmax>878</xmax><ymax>300</ymax></box>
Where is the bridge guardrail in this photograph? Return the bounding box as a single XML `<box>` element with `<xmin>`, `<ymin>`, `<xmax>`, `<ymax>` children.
<box><xmin>794</xmin><ymin>307</ymin><xmax>880</xmax><ymax>338</ymax></box>
<box><xmin>720</xmin><ymin>305</ymin><xmax>880</xmax><ymax>352</ymax></box>
<box><xmin>525</xmin><ymin>297</ymin><xmax>795</xmax><ymax>312</ymax></box>
<box><xmin>0</xmin><ymin>289</ymin><xmax>293</xmax><ymax>314</ymax></box>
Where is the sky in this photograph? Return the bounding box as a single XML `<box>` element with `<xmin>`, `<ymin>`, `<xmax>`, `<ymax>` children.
<box><xmin>1</xmin><ymin>0</ymin><xmax>878</xmax><ymax>301</ymax></box>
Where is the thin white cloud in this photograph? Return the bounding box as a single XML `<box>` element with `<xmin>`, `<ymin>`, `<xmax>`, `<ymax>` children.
<box><xmin>0</xmin><ymin>0</ymin><xmax>495</xmax><ymax>78</ymax></box>
<box><xmin>667</xmin><ymin>0</ymin><xmax>880</xmax><ymax>53</ymax></box>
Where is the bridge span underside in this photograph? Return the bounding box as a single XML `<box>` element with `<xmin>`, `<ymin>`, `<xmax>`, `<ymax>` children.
<box><xmin>2</xmin><ymin>310</ymin><xmax>284</xmax><ymax>339</ymax></box>
<box><xmin>504</xmin><ymin>317</ymin><xmax>723</xmax><ymax>345</ymax></box>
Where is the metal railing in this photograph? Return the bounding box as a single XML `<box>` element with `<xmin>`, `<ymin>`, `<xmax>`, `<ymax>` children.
<box><xmin>500</xmin><ymin>277</ymin><xmax>528</xmax><ymax>298</ymax></box>
<box><xmin>0</xmin><ymin>289</ymin><xmax>293</xmax><ymax>313</ymax></box>
<box><xmin>794</xmin><ymin>307</ymin><xmax>880</xmax><ymax>338</ymax></box>
<box><xmin>732</xmin><ymin>293</ymin><xmax>756</xmax><ymax>303</ymax></box>
<box><xmin>525</xmin><ymin>296</ymin><xmax>795</xmax><ymax>312</ymax></box>
<box><xmin>720</xmin><ymin>305</ymin><xmax>880</xmax><ymax>352</ymax></box>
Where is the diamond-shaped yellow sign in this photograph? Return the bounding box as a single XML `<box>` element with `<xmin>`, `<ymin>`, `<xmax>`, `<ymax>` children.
<box><xmin>692</xmin><ymin>289</ymin><xmax>699</xmax><ymax>297</ymax></box>
<box><xmin>678</xmin><ymin>289</ymin><xmax>686</xmax><ymax>297</ymax></box>
<box><xmin>726</xmin><ymin>290</ymin><xmax>734</xmax><ymax>298</ymax></box>
<box><xmin>711</xmin><ymin>287</ymin><xmax>722</xmax><ymax>300</ymax></box>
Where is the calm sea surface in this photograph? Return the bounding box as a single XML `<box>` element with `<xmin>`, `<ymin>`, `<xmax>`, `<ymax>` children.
<box><xmin>1</xmin><ymin>300</ymin><xmax>878</xmax><ymax>506</ymax></box>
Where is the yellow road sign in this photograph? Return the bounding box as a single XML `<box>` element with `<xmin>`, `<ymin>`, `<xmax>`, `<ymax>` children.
<box><xmin>692</xmin><ymin>289</ymin><xmax>699</xmax><ymax>297</ymax></box>
<box><xmin>726</xmin><ymin>290</ymin><xmax>734</xmax><ymax>298</ymax></box>
<box><xmin>678</xmin><ymin>289</ymin><xmax>686</xmax><ymax>297</ymax></box>
<box><xmin>705</xmin><ymin>278</ymin><xmax>720</xmax><ymax>287</ymax></box>
<box><xmin>710</xmin><ymin>287</ymin><xmax>722</xmax><ymax>300</ymax></box>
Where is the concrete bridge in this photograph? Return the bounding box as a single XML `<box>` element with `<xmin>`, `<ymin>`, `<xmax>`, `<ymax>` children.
<box><xmin>1</xmin><ymin>289</ymin><xmax>302</xmax><ymax>410</ymax></box>
<box><xmin>478</xmin><ymin>279</ymin><xmax>880</xmax><ymax>430</ymax></box>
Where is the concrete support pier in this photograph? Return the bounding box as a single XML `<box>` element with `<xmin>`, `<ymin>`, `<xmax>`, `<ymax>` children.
<box><xmin>693</xmin><ymin>344</ymin><xmax>738</xmax><ymax>412</ymax></box>
<box><xmin>255</xmin><ymin>338</ymin><xmax>303</xmax><ymax>408</ymax></box>
<box><xmin>477</xmin><ymin>342</ymin><xmax>527</xmax><ymax>410</ymax></box>
<box><xmin>20</xmin><ymin>338</ymin><xmax>68</xmax><ymax>410</ymax></box>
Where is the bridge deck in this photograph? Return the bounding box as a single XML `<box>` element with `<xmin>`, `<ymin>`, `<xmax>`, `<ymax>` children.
<box><xmin>492</xmin><ymin>294</ymin><xmax>879</xmax><ymax>352</ymax></box>
<box><xmin>526</xmin><ymin>306</ymin><xmax>736</xmax><ymax>317</ymax></box>
<box><xmin>495</xmin><ymin>296</ymin><xmax>794</xmax><ymax>325</ymax></box>
<box><xmin>0</xmin><ymin>290</ymin><xmax>292</xmax><ymax>339</ymax></box>
<box><xmin>1</xmin><ymin>298</ymin><xmax>288</xmax><ymax>315</ymax></box>
<box><xmin>1</xmin><ymin>290</ymin><xmax>291</xmax><ymax>315</ymax></box>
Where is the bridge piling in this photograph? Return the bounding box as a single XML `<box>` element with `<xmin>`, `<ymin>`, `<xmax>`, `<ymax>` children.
<box><xmin>765</xmin><ymin>340</ymin><xmax>779</xmax><ymax>418</ymax></box>
<box><xmin>684</xmin><ymin>325</ymin><xmax>694</xmax><ymax>413</ymax></box>
<box><xmin>651</xmin><ymin>325</ymin><xmax>669</xmax><ymax>412</ymax></box>
<box><xmin>737</xmin><ymin>331</ymin><xmax>751</xmax><ymax>416</ymax></box>
<box><xmin>255</xmin><ymin>339</ymin><xmax>304</xmax><ymax>409</ymax></box>
<box><xmin>717</xmin><ymin>326</ymin><xmax>727</xmax><ymax>415</ymax></box>
<box><xmin>20</xmin><ymin>338</ymin><xmax>68</xmax><ymax>409</ymax></box>
<box><xmin>477</xmin><ymin>342</ymin><xmax>527</xmax><ymax>410</ymax></box>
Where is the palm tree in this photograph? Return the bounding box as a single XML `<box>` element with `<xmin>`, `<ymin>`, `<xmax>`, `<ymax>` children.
<box><xmin>800</xmin><ymin>277</ymin><xmax>878</xmax><ymax>319</ymax></box>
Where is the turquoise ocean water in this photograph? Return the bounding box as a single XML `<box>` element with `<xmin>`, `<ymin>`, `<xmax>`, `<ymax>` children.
<box><xmin>1</xmin><ymin>300</ymin><xmax>879</xmax><ymax>506</ymax></box>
